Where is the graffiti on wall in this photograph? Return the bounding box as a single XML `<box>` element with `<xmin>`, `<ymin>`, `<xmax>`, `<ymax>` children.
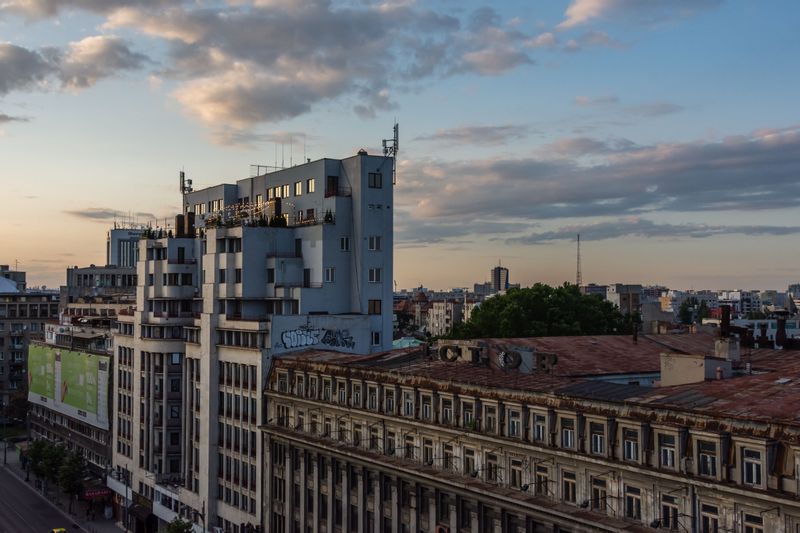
<box><xmin>279</xmin><ymin>326</ymin><xmax>356</xmax><ymax>350</ymax></box>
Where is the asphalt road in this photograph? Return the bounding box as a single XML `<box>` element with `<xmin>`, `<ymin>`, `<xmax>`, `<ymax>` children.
<box><xmin>0</xmin><ymin>466</ymin><xmax>83</xmax><ymax>533</ymax></box>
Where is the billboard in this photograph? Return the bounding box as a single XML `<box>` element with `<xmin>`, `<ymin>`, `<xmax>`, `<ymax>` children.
<box><xmin>27</xmin><ymin>344</ymin><xmax>110</xmax><ymax>430</ymax></box>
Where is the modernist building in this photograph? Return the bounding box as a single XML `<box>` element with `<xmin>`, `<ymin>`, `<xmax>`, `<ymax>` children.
<box><xmin>491</xmin><ymin>265</ymin><xmax>509</xmax><ymax>294</ymax></box>
<box><xmin>0</xmin><ymin>267</ymin><xmax>59</xmax><ymax>410</ymax></box>
<box><xmin>263</xmin><ymin>331</ymin><xmax>800</xmax><ymax>533</ymax></box>
<box><xmin>108</xmin><ymin>152</ymin><xmax>395</xmax><ymax>533</ymax></box>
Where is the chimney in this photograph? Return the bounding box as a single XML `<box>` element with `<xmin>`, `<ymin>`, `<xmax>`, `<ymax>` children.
<box><xmin>758</xmin><ymin>323</ymin><xmax>769</xmax><ymax>346</ymax></box>
<box><xmin>720</xmin><ymin>305</ymin><xmax>731</xmax><ymax>338</ymax></box>
<box><xmin>776</xmin><ymin>318</ymin><xmax>787</xmax><ymax>348</ymax></box>
<box><xmin>185</xmin><ymin>211</ymin><xmax>196</xmax><ymax>238</ymax></box>
<box><xmin>174</xmin><ymin>214</ymin><xmax>185</xmax><ymax>238</ymax></box>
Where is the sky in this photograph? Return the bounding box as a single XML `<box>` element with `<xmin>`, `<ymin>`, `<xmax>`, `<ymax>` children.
<box><xmin>1</xmin><ymin>0</ymin><xmax>799</xmax><ymax>291</ymax></box>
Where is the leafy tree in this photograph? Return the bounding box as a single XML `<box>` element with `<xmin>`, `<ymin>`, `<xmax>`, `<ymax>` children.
<box><xmin>41</xmin><ymin>442</ymin><xmax>67</xmax><ymax>492</ymax></box>
<box><xmin>59</xmin><ymin>450</ymin><xmax>86</xmax><ymax>513</ymax></box>
<box><xmin>449</xmin><ymin>283</ymin><xmax>629</xmax><ymax>339</ymax></box>
<box><xmin>165</xmin><ymin>517</ymin><xmax>194</xmax><ymax>533</ymax></box>
<box><xmin>678</xmin><ymin>297</ymin><xmax>698</xmax><ymax>325</ymax></box>
<box><xmin>27</xmin><ymin>439</ymin><xmax>49</xmax><ymax>483</ymax></box>
<box><xmin>697</xmin><ymin>300</ymin><xmax>710</xmax><ymax>321</ymax></box>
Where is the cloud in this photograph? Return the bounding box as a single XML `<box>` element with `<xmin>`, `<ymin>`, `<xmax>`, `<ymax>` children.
<box><xmin>57</xmin><ymin>36</ymin><xmax>148</xmax><ymax>90</ymax></box>
<box><xmin>414</xmin><ymin>124</ymin><xmax>531</xmax><ymax>146</ymax></box>
<box><xmin>396</xmin><ymin>126</ymin><xmax>800</xmax><ymax>235</ymax></box>
<box><xmin>0</xmin><ymin>112</ymin><xmax>29</xmax><ymax>123</ymax></box>
<box><xmin>0</xmin><ymin>0</ymin><xmax>170</xmax><ymax>18</ymax></box>
<box><xmin>100</xmin><ymin>4</ymin><xmax>533</xmax><ymax>140</ymax></box>
<box><xmin>625</xmin><ymin>102</ymin><xmax>683</xmax><ymax>117</ymax></box>
<box><xmin>65</xmin><ymin>207</ymin><xmax>156</xmax><ymax>221</ymax></box>
<box><xmin>0</xmin><ymin>37</ymin><xmax>147</xmax><ymax>97</ymax></box>
<box><xmin>541</xmin><ymin>136</ymin><xmax>638</xmax><ymax>156</ymax></box>
<box><xmin>558</xmin><ymin>0</ymin><xmax>722</xmax><ymax>29</ymax></box>
<box><xmin>527</xmin><ymin>32</ymin><xmax>558</xmax><ymax>49</ymax></box>
<box><xmin>0</xmin><ymin>43</ymin><xmax>52</xmax><ymax>95</ymax></box>
<box><xmin>509</xmin><ymin>218</ymin><xmax>800</xmax><ymax>244</ymax></box>
<box><xmin>562</xmin><ymin>31</ymin><xmax>625</xmax><ymax>52</ymax></box>
<box><xmin>574</xmin><ymin>94</ymin><xmax>619</xmax><ymax>107</ymax></box>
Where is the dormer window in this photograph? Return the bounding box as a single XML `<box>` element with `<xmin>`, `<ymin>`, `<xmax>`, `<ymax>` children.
<box><xmin>623</xmin><ymin>429</ymin><xmax>639</xmax><ymax>462</ymax></box>
<box><xmin>698</xmin><ymin>440</ymin><xmax>717</xmax><ymax>477</ymax></box>
<box><xmin>561</xmin><ymin>419</ymin><xmax>575</xmax><ymax>449</ymax></box>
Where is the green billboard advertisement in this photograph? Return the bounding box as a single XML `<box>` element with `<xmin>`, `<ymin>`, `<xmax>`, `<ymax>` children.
<box><xmin>27</xmin><ymin>344</ymin><xmax>110</xmax><ymax>430</ymax></box>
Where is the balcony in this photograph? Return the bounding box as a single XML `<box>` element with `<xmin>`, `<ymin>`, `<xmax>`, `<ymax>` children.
<box><xmin>325</xmin><ymin>186</ymin><xmax>352</xmax><ymax>198</ymax></box>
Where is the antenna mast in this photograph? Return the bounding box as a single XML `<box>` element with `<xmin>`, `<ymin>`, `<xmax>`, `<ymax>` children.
<box><xmin>382</xmin><ymin>122</ymin><xmax>399</xmax><ymax>184</ymax></box>
<box><xmin>576</xmin><ymin>234</ymin><xmax>582</xmax><ymax>287</ymax></box>
<box><xmin>179</xmin><ymin>170</ymin><xmax>193</xmax><ymax>215</ymax></box>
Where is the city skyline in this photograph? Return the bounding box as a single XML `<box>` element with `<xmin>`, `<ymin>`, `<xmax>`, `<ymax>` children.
<box><xmin>1</xmin><ymin>0</ymin><xmax>799</xmax><ymax>290</ymax></box>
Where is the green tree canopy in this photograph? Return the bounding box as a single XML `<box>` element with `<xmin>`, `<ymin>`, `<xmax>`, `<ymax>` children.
<box><xmin>59</xmin><ymin>449</ymin><xmax>86</xmax><ymax>511</ymax></box>
<box><xmin>449</xmin><ymin>283</ymin><xmax>631</xmax><ymax>339</ymax></box>
<box><xmin>165</xmin><ymin>517</ymin><xmax>195</xmax><ymax>533</ymax></box>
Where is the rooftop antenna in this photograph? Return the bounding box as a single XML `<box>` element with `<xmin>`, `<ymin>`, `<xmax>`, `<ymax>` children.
<box><xmin>179</xmin><ymin>169</ymin><xmax>192</xmax><ymax>215</ymax></box>
<box><xmin>382</xmin><ymin>121</ymin><xmax>399</xmax><ymax>184</ymax></box>
<box><xmin>576</xmin><ymin>234</ymin><xmax>582</xmax><ymax>287</ymax></box>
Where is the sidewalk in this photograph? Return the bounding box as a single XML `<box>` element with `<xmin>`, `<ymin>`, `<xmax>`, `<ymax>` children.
<box><xmin>2</xmin><ymin>441</ymin><xmax>123</xmax><ymax>533</ymax></box>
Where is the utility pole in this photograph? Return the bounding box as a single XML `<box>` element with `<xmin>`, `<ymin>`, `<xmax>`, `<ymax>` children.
<box><xmin>576</xmin><ymin>234</ymin><xmax>582</xmax><ymax>287</ymax></box>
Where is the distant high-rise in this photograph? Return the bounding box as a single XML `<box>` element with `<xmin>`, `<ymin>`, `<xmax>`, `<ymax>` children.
<box><xmin>106</xmin><ymin>227</ymin><xmax>144</xmax><ymax>267</ymax></box>
<box><xmin>491</xmin><ymin>263</ymin><xmax>509</xmax><ymax>293</ymax></box>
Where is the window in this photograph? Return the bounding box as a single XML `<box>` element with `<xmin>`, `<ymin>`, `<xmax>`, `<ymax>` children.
<box><xmin>484</xmin><ymin>405</ymin><xmax>497</xmax><ymax>433</ymax></box>
<box><xmin>743</xmin><ymin>513</ymin><xmax>763</xmax><ymax>533</ymax></box>
<box><xmin>371</xmin><ymin>331</ymin><xmax>381</xmax><ymax>346</ymax></box>
<box><xmin>442</xmin><ymin>444</ymin><xmax>454</xmax><ymax>470</ymax></box>
<box><xmin>535</xmin><ymin>465</ymin><xmax>549</xmax><ymax>496</ymax></box>
<box><xmin>282</xmin><ymin>184</ymin><xmax>290</xmax><ymax>198</ymax></box>
<box><xmin>561</xmin><ymin>418</ymin><xmax>575</xmax><ymax>449</ymax></box>
<box><xmin>403</xmin><ymin>392</ymin><xmax>414</xmax><ymax>416</ymax></box>
<box><xmin>267</xmin><ymin>268</ymin><xmax>275</xmax><ymax>284</ymax></box>
<box><xmin>462</xmin><ymin>404</ymin><xmax>474</xmax><ymax>428</ymax></box>
<box><xmin>562</xmin><ymin>471</ymin><xmax>576</xmax><ymax>503</ymax></box>
<box><xmin>508</xmin><ymin>410</ymin><xmax>521</xmax><ymax>437</ymax></box>
<box><xmin>700</xmin><ymin>504</ymin><xmax>718</xmax><ymax>533</ymax></box>
<box><xmin>306</xmin><ymin>179</ymin><xmax>315</xmax><ymax>193</ymax></box>
<box><xmin>625</xmin><ymin>486</ymin><xmax>642</xmax><ymax>520</ymax></box>
<box><xmin>368</xmin><ymin>299</ymin><xmax>382</xmax><ymax>315</ymax></box>
<box><xmin>591</xmin><ymin>478</ymin><xmax>607</xmax><ymax>513</ymax></box>
<box><xmin>294</xmin><ymin>181</ymin><xmax>303</xmax><ymax>196</ymax></box>
<box><xmin>368</xmin><ymin>236</ymin><xmax>382</xmax><ymax>251</ymax></box>
<box><xmin>324</xmin><ymin>268</ymin><xmax>335</xmax><ymax>283</ymax></box>
<box><xmin>339</xmin><ymin>237</ymin><xmax>350</xmax><ymax>251</ymax></box>
<box><xmin>534</xmin><ymin>414</ymin><xmax>547</xmax><ymax>442</ymax></box>
<box><xmin>368</xmin><ymin>172</ymin><xmax>382</xmax><ymax>188</ymax></box>
<box><xmin>698</xmin><ymin>441</ymin><xmax>717</xmax><ymax>477</ymax></box>
<box><xmin>441</xmin><ymin>399</ymin><xmax>453</xmax><ymax>423</ymax></box>
<box><xmin>659</xmin><ymin>434</ymin><xmax>676</xmax><ymax>468</ymax></box>
<box><xmin>463</xmin><ymin>448</ymin><xmax>475</xmax><ymax>475</ymax></box>
<box><xmin>422</xmin><ymin>439</ymin><xmax>433</xmax><ymax>464</ymax></box>
<box><xmin>742</xmin><ymin>448</ymin><xmax>762</xmax><ymax>486</ymax></box>
<box><xmin>421</xmin><ymin>397</ymin><xmax>432</xmax><ymax>420</ymax></box>
<box><xmin>218</xmin><ymin>269</ymin><xmax>226</xmax><ymax>283</ymax></box>
<box><xmin>510</xmin><ymin>459</ymin><xmax>523</xmax><ymax>488</ymax></box>
<box><xmin>385</xmin><ymin>391</ymin><xmax>394</xmax><ymax>413</ymax></box>
<box><xmin>623</xmin><ymin>428</ymin><xmax>639</xmax><ymax>462</ymax></box>
<box><xmin>590</xmin><ymin>422</ymin><xmax>605</xmax><ymax>455</ymax></box>
<box><xmin>235</xmin><ymin>268</ymin><xmax>242</xmax><ymax>284</ymax></box>
<box><xmin>660</xmin><ymin>495</ymin><xmax>679</xmax><ymax>530</ymax></box>
<box><xmin>484</xmin><ymin>453</ymin><xmax>499</xmax><ymax>482</ymax></box>
<box><xmin>368</xmin><ymin>268</ymin><xmax>382</xmax><ymax>283</ymax></box>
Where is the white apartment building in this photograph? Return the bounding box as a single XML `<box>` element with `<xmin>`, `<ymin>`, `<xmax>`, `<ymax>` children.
<box><xmin>108</xmin><ymin>153</ymin><xmax>395</xmax><ymax>533</ymax></box>
<box><xmin>427</xmin><ymin>301</ymin><xmax>463</xmax><ymax>337</ymax></box>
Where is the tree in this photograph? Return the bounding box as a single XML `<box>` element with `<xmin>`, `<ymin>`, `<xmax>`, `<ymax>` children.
<box><xmin>165</xmin><ymin>517</ymin><xmax>194</xmax><ymax>533</ymax></box>
<box><xmin>59</xmin><ymin>450</ymin><xmax>86</xmax><ymax>513</ymax></box>
<box><xmin>3</xmin><ymin>392</ymin><xmax>29</xmax><ymax>422</ymax></box>
<box><xmin>27</xmin><ymin>439</ymin><xmax>49</xmax><ymax>484</ymax></box>
<box><xmin>678</xmin><ymin>297</ymin><xmax>698</xmax><ymax>325</ymax></box>
<box><xmin>448</xmin><ymin>283</ymin><xmax>629</xmax><ymax>339</ymax></box>
<box><xmin>41</xmin><ymin>442</ymin><xmax>66</xmax><ymax>493</ymax></box>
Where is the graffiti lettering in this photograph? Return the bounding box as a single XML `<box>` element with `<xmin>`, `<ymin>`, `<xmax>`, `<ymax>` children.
<box><xmin>280</xmin><ymin>327</ymin><xmax>356</xmax><ymax>350</ymax></box>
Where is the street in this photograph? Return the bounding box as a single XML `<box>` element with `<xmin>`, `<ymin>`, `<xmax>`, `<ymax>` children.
<box><xmin>0</xmin><ymin>465</ymin><xmax>83</xmax><ymax>533</ymax></box>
